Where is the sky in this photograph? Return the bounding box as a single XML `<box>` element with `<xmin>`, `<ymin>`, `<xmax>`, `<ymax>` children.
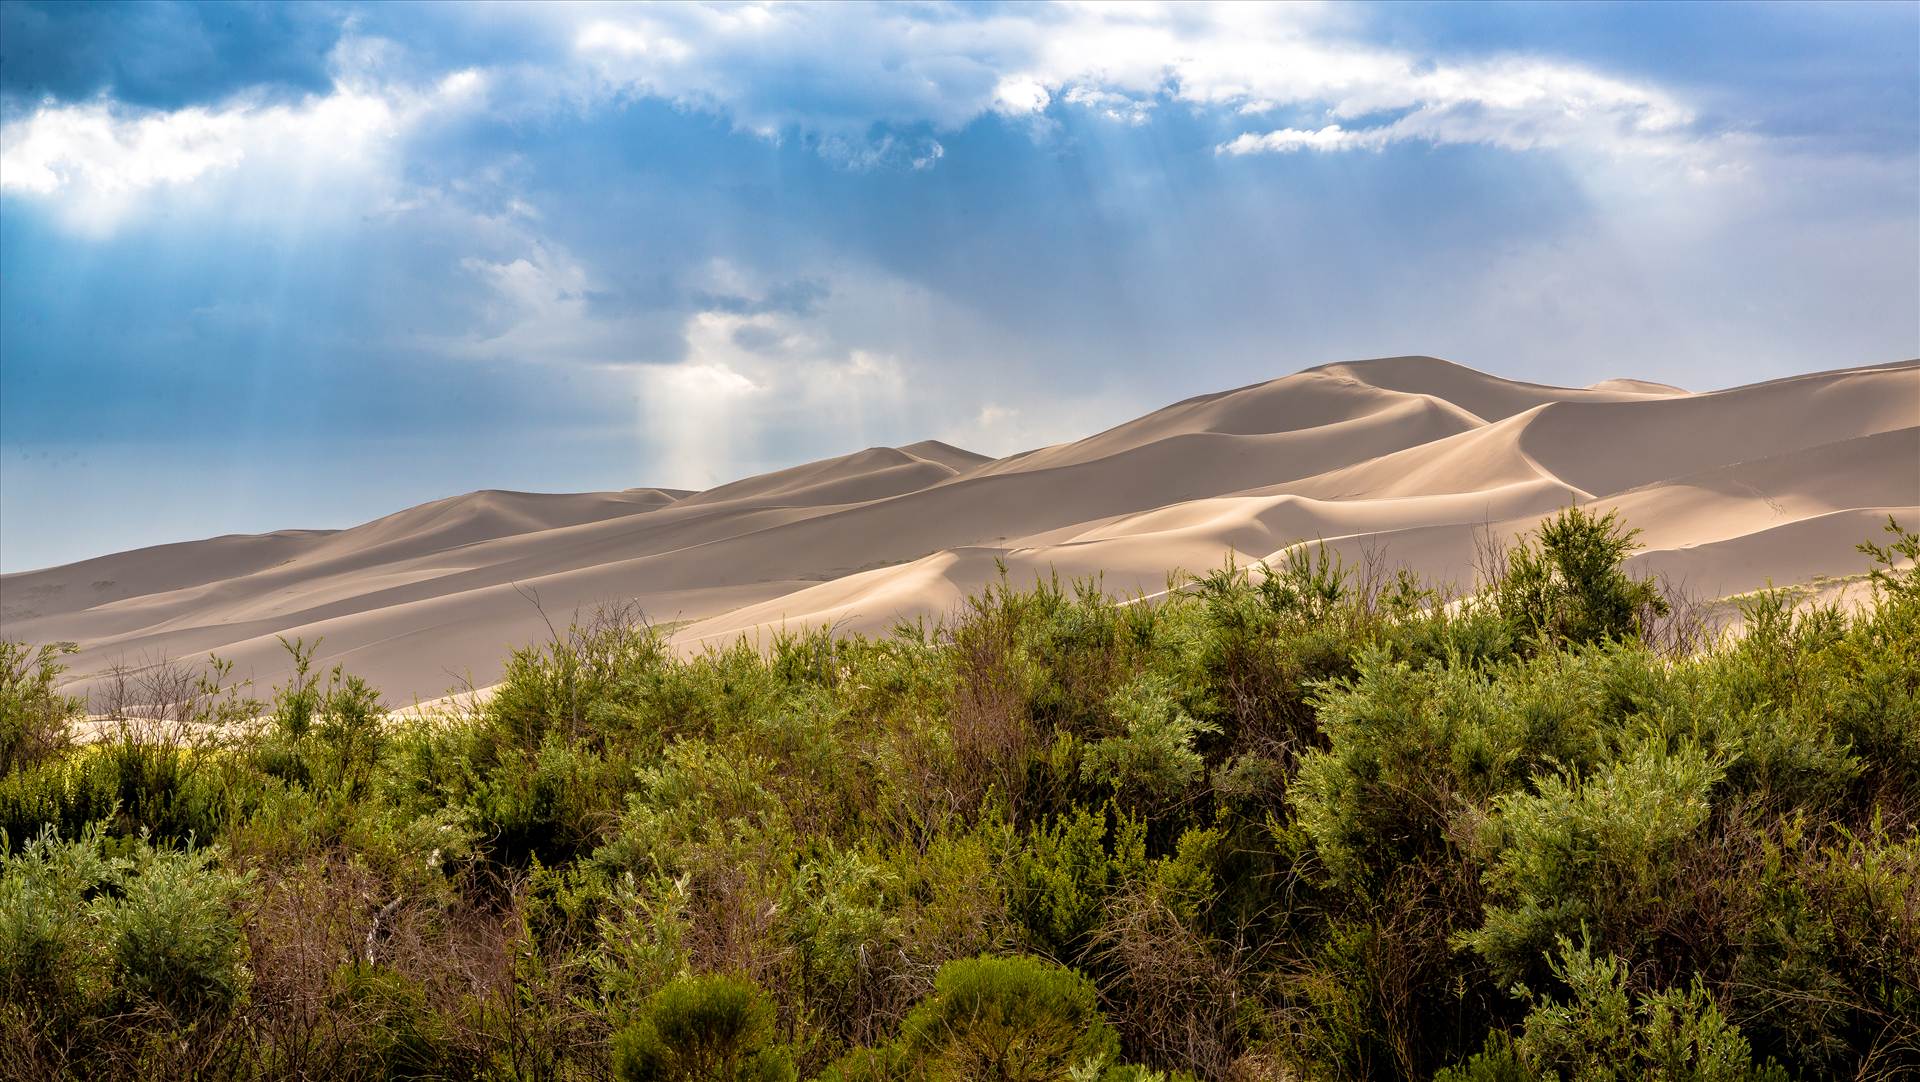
<box><xmin>1</xmin><ymin>1</ymin><xmax>1916</xmax><ymax>572</ymax></box>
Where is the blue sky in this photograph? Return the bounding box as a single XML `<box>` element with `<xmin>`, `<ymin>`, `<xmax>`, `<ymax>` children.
<box><xmin>2</xmin><ymin>1</ymin><xmax>1915</xmax><ymax>571</ymax></box>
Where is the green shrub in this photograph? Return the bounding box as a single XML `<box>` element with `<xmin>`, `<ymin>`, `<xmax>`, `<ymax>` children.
<box><xmin>0</xmin><ymin>641</ymin><xmax>80</xmax><ymax>777</ymax></box>
<box><xmin>486</xmin><ymin>608</ymin><xmax>671</xmax><ymax>753</ymax></box>
<box><xmin>329</xmin><ymin>962</ymin><xmax>468</xmax><ymax>1078</ymax></box>
<box><xmin>880</xmin><ymin>818</ymin><xmax>1015</xmax><ymax>979</ymax></box>
<box><xmin>1008</xmin><ymin>574</ymin><xmax>1134</xmax><ymax>738</ymax></box>
<box><xmin>597</xmin><ymin>738</ymin><xmax>794</xmax><ymax>879</ymax></box>
<box><xmin>0</xmin><ymin>826</ymin><xmax>117</xmax><ymax>1016</ymax></box>
<box><xmin>1857</xmin><ymin>515</ymin><xmax>1920</xmax><ymax>604</ymax></box>
<box><xmin>1440</xmin><ymin>937</ymin><xmax>1786</xmax><ymax>1082</ymax></box>
<box><xmin>0</xmin><ymin>752</ymin><xmax>117</xmax><ymax>853</ymax></box>
<box><xmin>783</xmin><ymin>846</ymin><xmax>907</xmax><ymax>1044</ymax></box>
<box><xmin>1</xmin><ymin>827</ymin><xmax>249</xmax><ymax>1027</ymax></box>
<box><xmin>1730</xmin><ymin>821</ymin><xmax>1920</xmax><ymax>1077</ymax></box>
<box><xmin>1177</xmin><ymin>551</ymin><xmax>1360</xmax><ymax>761</ymax></box>
<box><xmin>105</xmin><ymin>838</ymin><xmax>252</xmax><ymax>1019</ymax></box>
<box><xmin>1386</xmin><ymin>596</ymin><xmax>1518</xmax><ymax>672</ymax></box>
<box><xmin>589</xmin><ymin>873</ymin><xmax>695</xmax><ymax>1020</ymax></box>
<box><xmin>1008</xmin><ymin>803</ymin><xmax>1146</xmax><ymax>961</ymax></box>
<box><xmin>1081</xmin><ymin>675</ymin><xmax>1217</xmax><ymax>811</ymax></box>
<box><xmin>1692</xmin><ymin>591</ymin><xmax>1862</xmax><ymax>813</ymax></box>
<box><xmin>3</xmin><ymin>730</ymin><xmax>235</xmax><ymax>855</ymax></box>
<box><xmin>612</xmin><ymin>973</ymin><xmax>795</xmax><ymax>1082</ymax></box>
<box><xmin>468</xmin><ymin>734</ymin><xmax>627</xmax><ymax>867</ymax></box>
<box><xmin>1465</xmin><ymin>739</ymin><xmax>1725</xmax><ymax>987</ymax></box>
<box><xmin>1494</xmin><ymin>508</ymin><xmax>1667</xmax><ymax>651</ymax></box>
<box><xmin>259</xmin><ymin>638</ymin><xmax>390</xmax><ymax>798</ymax></box>
<box><xmin>90</xmin><ymin>737</ymin><xmax>228</xmax><ymax>845</ymax></box>
<box><xmin>892</xmin><ymin>954</ymin><xmax>1119</xmax><ymax>1081</ymax></box>
<box><xmin>1825</xmin><ymin>520</ymin><xmax>1920</xmax><ymax>812</ymax></box>
<box><xmin>1290</xmin><ymin>648</ymin><xmax>1505</xmax><ymax>887</ymax></box>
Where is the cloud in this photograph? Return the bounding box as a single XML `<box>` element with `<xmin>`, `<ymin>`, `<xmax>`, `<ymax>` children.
<box><xmin>992</xmin><ymin>77</ymin><xmax>1052</xmax><ymax>117</ymax></box>
<box><xmin>693</xmin><ymin>277</ymin><xmax>831</xmax><ymax>319</ymax></box>
<box><xmin>1061</xmin><ymin>87</ymin><xmax>1153</xmax><ymax>125</ymax></box>
<box><xmin>638</xmin><ymin>297</ymin><xmax>914</xmax><ymax>487</ymax></box>
<box><xmin>556</xmin><ymin>2</ymin><xmax>1713</xmax><ymax>167</ymax></box>
<box><xmin>1219</xmin><ymin>124</ymin><xmax>1383</xmax><ymax>154</ymax></box>
<box><xmin>0</xmin><ymin>0</ymin><xmax>1764</xmax><ymax>226</ymax></box>
<box><xmin>0</xmin><ymin>57</ymin><xmax>486</xmax><ymax>233</ymax></box>
<box><xmin>6</xmin><ymin>0</ymin><xmax>1901</xmax><ymax>215</ymax></box>
<box><xmin>0</xmin><ymin>100</ymin><xmax>254</xmax><ymax>195</ymax></box>
<box><xmin>444</xmin><ymin>231</ymin><xmax>710</xmax><ymax>369</ymax></box>
<box><xmin>0</xmin><ymin>0</ymin><xmax>342</xmax><ymax>109</ymax></box>
<box><xmin>1215</xmin><ymin>56</ymin><xmax>1697</xmax><ymax>159</ymax></box>
<box><xmin>816</xmin><ymin>132</ymin><xmax>947</xmax><ymax>172</ymax></box>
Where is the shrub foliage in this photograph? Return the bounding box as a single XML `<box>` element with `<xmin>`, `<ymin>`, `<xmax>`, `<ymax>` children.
<box><xmin>1</xmin><ymin>510</ymin><xmax>1915</xmax><ymax>1080</ymax></box>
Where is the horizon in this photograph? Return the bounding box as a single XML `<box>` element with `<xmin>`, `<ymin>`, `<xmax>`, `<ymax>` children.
<box><xmin>4</xmin><ymin>351</ymin><xmax>1912</xmax><ymax>575</ymax></box>
<box><xmin>4</xmin><ymin>1</ymin><xmax>1919</xmax><ymax>571</ymax></box>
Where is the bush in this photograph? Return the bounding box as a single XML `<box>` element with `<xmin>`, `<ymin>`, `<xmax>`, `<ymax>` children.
<box><xmin>1466</xmin><ymin>739</ymin><xmax>1725</xmax><ymax>987</ymax></box>
<box><xmin>783</xmin><ymin>846</ymin><xmax>907</xmax><ymax>1046</ymax></box>
<box><xmin>1082</xmin><ymin>675</ymin><xmax>1217</xmax><ymax>811</ymax></box>
<box><xmin>1008</xmin><ymin>803</ymin><xmax>1146</xmax><ymax>961</ymax></box>
<box><xmin>1177</xmin><ymin>551</ymin><xmax>1361</xmax><ymax>762</ymax></box>
<box><xmin>329</xmin><ymin>962</ymin><xmax>466</xmax><ymax>1078</ymax></box>
<box><xmin>87</xmin><ymin>737</ymin><xmax>228</xmax><ymax>845</ymax></box>
<box><xmin>467</xmin><ymin>734</ymin><xmax>627</xmax><ymax>867</ymax></box>
<box><xmin>0</xmin><ymin>641</ymin><xmax>80</xmax><ymax>777</ymax></box>
<box><xmin>1494</xmin><ymin>508</ymin><xmax>1667</xmax><ymax>651</ymax></box>
<box><xmin>0</xmin><ymin>826</ymin><xmax>116</xmax><ymax>1017</ymax></box>
<box><xmin>106</xmin><ymin>843</ymin><xmax>250</xmax><ymax>1020</ymax></box>
<box><xmin>612</xmin><ymin>973</ymin><xmax>795</xmax><ymax>1082</ymax></box>
<box><xmin>1729</xmin><ymin>821</ymin><xmax>1920</xmax><ymax>1077</ymax></box>
<box><xmin>1440</xmin><ymin>937</ymin><xmax>1787</xmax><ymax>1082</ymax></box>
<box><xmin>1</xmin><ymin>827</ymin><xmax>249</xmax><ymax>1029</ymax></box>
<box><xmin>0</xmin><ymin>752</ymin><xmax>118</xmax><ymax>853</ymax></box>
<box><xmin>259</xmin><ymin>638</ymin><xmax>389</xmax><ymax>798</ymax></box>
<box><xmin>487</xmin><ymin>607</ymin><xmax>671</xmax><ymax>753</ymax></box>
<box><xmin>892</xmin><ymin>954</ymin><xmax>1120</xmax><ymax>1081</ymax></box>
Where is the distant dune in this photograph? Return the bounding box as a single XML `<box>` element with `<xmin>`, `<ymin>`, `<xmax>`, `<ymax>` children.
<box><xmin>4</xmin><ymin>356</ymin><xmax>1916</xmax><ymax>704</ymax></box>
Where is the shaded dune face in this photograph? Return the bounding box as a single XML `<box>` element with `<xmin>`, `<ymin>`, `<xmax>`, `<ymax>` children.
<box><xmin>4</xmin><ymin>355</ymin><xmax>1916</xmax><ymax>704</ymax></box>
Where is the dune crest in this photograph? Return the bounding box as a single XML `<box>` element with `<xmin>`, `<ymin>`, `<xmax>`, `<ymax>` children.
<box><xmin>4</xmin><ymin>356</ymin><xmax>1915</xmax><ymax>703</ymax></box>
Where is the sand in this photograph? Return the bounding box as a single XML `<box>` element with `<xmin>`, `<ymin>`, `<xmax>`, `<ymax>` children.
<box><xmin>4</xmin><ymin>355</ymin><xmax>1915</xmax><ymax>705</ymax></box>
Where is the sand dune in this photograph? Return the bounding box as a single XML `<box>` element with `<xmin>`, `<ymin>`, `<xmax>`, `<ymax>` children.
<box><xmin>4</xmin><ymin>355</ymin><xmax>1915</xmax><ymax>704</ymax></box>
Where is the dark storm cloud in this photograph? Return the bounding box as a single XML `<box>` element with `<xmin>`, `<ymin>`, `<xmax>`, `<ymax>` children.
<box><xmin>0</xmin><ymin>1</ymin><xmax>343</xmax><ymax>110</ymax></box>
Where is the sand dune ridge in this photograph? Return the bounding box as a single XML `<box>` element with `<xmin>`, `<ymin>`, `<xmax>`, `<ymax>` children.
<box><xmin>4</xmin><ymin>355</ymin><xmax>1914</xmax><ymax>703</ymax></box>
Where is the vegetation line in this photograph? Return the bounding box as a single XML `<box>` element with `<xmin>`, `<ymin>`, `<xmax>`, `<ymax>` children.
<box><xmin>2</xmin><ymin>510</ymin><xmax>1915</xmax><ymax>1081</ymax></box>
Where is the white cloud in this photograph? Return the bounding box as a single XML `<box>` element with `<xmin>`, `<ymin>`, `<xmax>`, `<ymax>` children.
<box><xmin>1219</xmin><ymin>124</ymin><xmax>1382</xmax><ymax>155</ymax></box>
<box><xmin>818</xmin><ymin>132</ymin><xmax>946</xmax><ymax>172</ymax></box>
<box><xmin>993</xmin><ymin>77</ymin><xmax>1052</xmax><ymax>116</ymax></box>
<box><xmin>1</xmin><ymin>1</ymin><xmax>1732</xmax><ymax>224</ymax></box>
<box><xmin>640</xmin><ymin>355</ymin><xmax>764</xmax><ymax>489</ymax></box>
<box><xmin>1062</xmin><ymin>86</ymin><xmax>1153</xmax><ymax>125</ymax></box>
<box><xmin>638</xmin><ymin>296</ymin><xmax>915</xmax><ymax>487</ymax></box>
<box><xmin>429</xmin><ymin>248</ymin><xmax>949</xmax><ymax>483</ymax></box>
<box><xmin>1217</xmin><ymin>55</ymin><xmax>1697</xmax><ymax>159</ymax></box>
<box><xmin>557</xmin><ymin>2</ymin><xmax>1713</xmax><ymax>167</ymax></box>
<box><xmin>444</xmin><ymin>230</ymin><xmax>700</xmax><ymax>369</ymax></box>
<box><xmin>1008</xmin><ymin>7</ymin><xmax>1700</xmax><ymax>161</ymax></box>
<box><xmin>0</xmin><ymin>103</ymin><xmax>248</xmax><ymax>196</ymax></box>
<box><xmin>459</xmin><ymin>246</ymin><xmax>593</xmax><ymax>352</ymax></box>
<box><xmin>0</xmin><ymin>50</ymin><xmax>487</xmax><ymax>234</ymax></box>
<box><xmin>574</xmin><ymin>19</ymin><xmax>694</xmax><ymax>64</ymax></box>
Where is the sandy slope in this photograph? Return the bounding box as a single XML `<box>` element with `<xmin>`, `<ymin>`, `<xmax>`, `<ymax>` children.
<box><xmin>4</xmin><ymin>356</ymin><xmax>1915</xmax><ymax>704</ymax></box>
